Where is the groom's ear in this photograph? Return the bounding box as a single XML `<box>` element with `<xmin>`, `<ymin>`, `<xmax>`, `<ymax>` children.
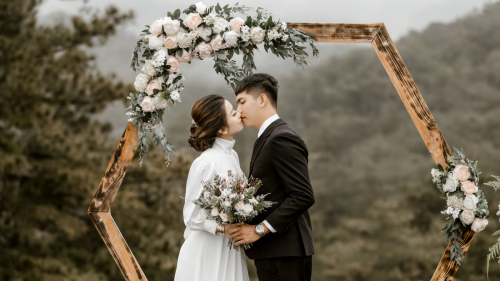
<box><xmin>258</xmin><ymin>93</ymin><xmax>268</xmax><ymax>108</ymax></box>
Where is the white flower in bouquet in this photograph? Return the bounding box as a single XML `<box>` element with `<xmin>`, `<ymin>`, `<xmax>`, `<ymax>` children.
<box><xmin>230</xmin><ymin>17</ymin><xmax>245</xmax><ymax>33</ymax></box>
<box><xmin>184</xmin><ymin>13</ymin><xmax>203</xmax><ymax>30</ymax></box>
<box><xmin>281</xmin><ymin>33</ymin><xmax>289</xmax><ymax>41</ymax></box>
<box><xmin>221</xmin><ymin>188</ymin><xmax>232</xmax><ymax>198</ymax></box>
<box><xmin>195</xmin><ymin>42</ymin><xmax>213</xmax><ymax>59</ymax></box>
<box><xmin>134</xmin><ymin>73</ymin><xmax>150</xmax><ymax>92</ymax></box>
<box><xmin>142</xmin><ymin>60</ymin><xmax>157</xmax><ymax>76</ymax></box>
<box><xmin>243</xmin><ymin>203</ymin><xmax>253</xmax><ymax>215</ymax></box>
<box><xmin>210</xmin><ymin>34</ymin><xmax>227</xmax><ymax>50</ymax></box>
<box><xmin>223</xmin><ymin>31</ymin><xmax>239</xmax><ymax>47</ymax></box>
<box><xmin>279</xmin><ymin>21</ymin><xmax>287</xmax><ymax>31</ymax></box>
<box><xmin>149</xmin><ymin>19</ymin><xmax>164</xmax><ymax>36</ymax></box>
<box><xmin>460</xmin><ymin>209</ymin><xmax>475</xmax><ymax>225</ymax></box>
<box><xmin>148</xmin><ymin>34</ymin><xmax>165</xmax><ymax>50</ymax></box>
<box><xmin>163</xmin><ymin>17</ymin><xmax>180</xmax><ymax>35</ymax></box>
<box><xmin>241</xmin><ymin>26</ymin><xmax>250</xmax><ymax>42</ymax></box>
<box><xmin>194</xmin><ymin>2</ymin><xmax>207</xmax><ymax>14</ymax></box>
<box><xmin>219</xmin><ymin>212</ymin><xmax>228</xmax><ymax>222</ymax></box>
<box><xmin>145</xmin><ymin>78</ymin><xmax>162</xmax><ymax>96</ymax></box>
<box><xmin>229</xmin><ymin>193</ymin><xmax>237</xmax><ymax>199</ymax></box>
<box><xmin>140</xmin><ymin>96</ymin><xmax>156</xmax><ymax>112</ymax></box>
<box><xmin>203</xmin><ymin>13</ymin><xmax>217</xmax><ymax>25</ymax></box>
<box><xmin>250</xmin><ymin>26</ymin><xmax>265</xmax><ymax>44</ymax></box>
<box><xmin>163</xmin><ymin>35</ymin><xmax>178</xmax><ymax>49</ymax></box>
<box><xmin>443</xmin><ymin>206</ymin><xmax>461</xmax><ymax>219</ymax></box>
<box><xmin>176</xmin><ymin>29</ymin><xmax>193</xmax><ymax>48</ymax></box>
<box><xmin>151</xmin><ymin>47</ymin><xmax>168</xmax><ymax>67</ymax></box>
<box><xmin>196</xmin><ymin>26</ymin><xmax>212</xmax><ymax>41</ymax></box>
<box><xmin>166</xmin><ymin>56</ymin><xmax>180</xmax><ymax>72</ymax></box>
<box><xmin>223</xmin><ymin>200</ymin><xmax>231</xmax><ymax>207</ymax></box>
<box><xmin>204</xmin><ymin>191</ymin><xmax>211</xmax><ymax>200</ymax></box>
<box><xmin>471</xmin><ymin>217</ymin><xmax>488</xmax><ymax>232</ymax></box>
<box><xmin>463</xmin><ymin>194</ymin><xmax>479</xmax><ymax>210</ymax></box>
<box><xmin>177</xmin><ymin>49</ymin><xmax>193</xmax><ymax>62</ymax></box>
<box><xmin>442</xmin><ymin>172</ymin><xmax>459</xmax><ymax>193</ymax></box>
<box><xmin>153</xmin><ymin>96</ymin><xmax>169</xmax><ymax>109</ymax></box>
<box><xmin>235</xmin><ymin>201</ymin><xmax>245</xmax><ymax>212</ymax></box>
<box><xmin>249</xmin><ymin>198</ymin><xmax>258</xmax><ymax>205</ymax></box>
<box><xmin>461</xmin><ymin>180</ymin><xmax>478</xmax><ymax>195</ymax></box>
<box><xmin>211</xmin><ymin>207</ymin><xmax>219</xmax><ymax>217</ymax></box>
<box><xmin>212</xmin><ymin>17</ymin><xmax>229</xmax><ymax>34</ymax></box>
<box><xmin>447</xmin><ymin>195</ymin><xmax>463</xmax><ymax>209</ymax></box>
<box><xmin>267</xmin><ymin>27</ymin><xmax>280</xmax><ymax>41</ymax></box>
<box><xmin>170</xmin><ymin>90</ymin><xmax>181</xmax><ymax>102</ymax></box>
<box><xmin>453</xmin><ymin>165</ymin><xmax>471</xmax><ymax>181</ymax></box>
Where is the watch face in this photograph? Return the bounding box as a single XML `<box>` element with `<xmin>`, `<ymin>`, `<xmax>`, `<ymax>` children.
<box><xmin>256</xmin><ymin>224</ymin><xmax>264</xmax><ymax>234</ymax></box>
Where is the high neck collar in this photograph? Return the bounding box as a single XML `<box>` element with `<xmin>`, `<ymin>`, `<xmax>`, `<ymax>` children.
<box><xmin>212</xmin><ymin>137</ymin><xmax>235</xmax><ymax>154</ymax></box>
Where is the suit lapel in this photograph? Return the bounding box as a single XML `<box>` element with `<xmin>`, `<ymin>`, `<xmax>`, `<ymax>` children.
<box><xmin>250</xmin><ymin>118</ymin><xmax>286</xmax><ymax>175</ymax></box>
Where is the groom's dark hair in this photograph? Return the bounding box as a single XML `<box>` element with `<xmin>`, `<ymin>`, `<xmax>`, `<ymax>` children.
<box><xmin>235</xmin><ymin>73</ymin><xmax>278</xmax><ymax>108</ymax></box>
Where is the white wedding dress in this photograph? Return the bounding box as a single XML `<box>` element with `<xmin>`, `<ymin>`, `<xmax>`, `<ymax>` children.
<box><xmin>174</xmin><ymin>137</ymin><xmax>250</xmax><ymax>281</ymax></box>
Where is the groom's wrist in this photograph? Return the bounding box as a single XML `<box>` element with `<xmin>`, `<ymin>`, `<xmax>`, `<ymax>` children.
<box><xmin>259</xmin><ymin>222</ymin><xmax>271</xmax><ymax>235</ymax></box>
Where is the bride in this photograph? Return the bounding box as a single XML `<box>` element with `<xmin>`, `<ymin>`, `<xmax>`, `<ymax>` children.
<box><xmin>174</xmin><ymin>94</ymin><xmax>249</xmax><ymax>281</ymax></box>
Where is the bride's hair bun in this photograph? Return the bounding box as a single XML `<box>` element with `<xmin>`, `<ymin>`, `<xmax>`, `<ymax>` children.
<box><xmin>188</xmin><ymin>95</ymin><xmax>228</xmax><ymax>152</ymax></box>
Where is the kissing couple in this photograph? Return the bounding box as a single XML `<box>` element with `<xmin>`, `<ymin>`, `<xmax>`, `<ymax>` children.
<box><xmin>174</xmin><ymin>73</ymin><xmax>315</xmax><ymax>281</ymax></box>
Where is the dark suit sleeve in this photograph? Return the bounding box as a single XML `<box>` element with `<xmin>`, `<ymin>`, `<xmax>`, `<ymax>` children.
<box><xmin>264</xmin><ymin>132</ymin><xmax>315</xmax><ymax>234</ymax></box>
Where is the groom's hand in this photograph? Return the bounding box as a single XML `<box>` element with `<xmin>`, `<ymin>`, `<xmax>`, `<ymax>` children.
<box><xmin>224</xmin><ymin>222</ymin><xmax>243</xmax><ymax>236</ymax></box>
<box><xmin>228</xmin><ymin>223</ymin><xmax>269</xmax><ymax>246</ymax></box>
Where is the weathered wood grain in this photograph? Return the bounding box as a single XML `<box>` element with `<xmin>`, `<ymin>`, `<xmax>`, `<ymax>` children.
<box><xmin>88</xmin><ymin>122</ymin><xmax>138</xmax><ymax>212</ymax></box>
<box><xmin>370</xmin><ymin>24</ymin><xmax>451</xmax><ymax>167</ymax></box>
<box><xmin>431</xmin><ymin>230</ymin><xmax>476</xmax><ymax>281</ymax></box>
<box><xmin>88</xmin><ymin>212</ymin><xmax>147</xmax><ymax>281</ymax></box>
<box><xmin>287</xmin><ymin>23</ymin><xmax>383</xmax><ymax>43</ymax></box>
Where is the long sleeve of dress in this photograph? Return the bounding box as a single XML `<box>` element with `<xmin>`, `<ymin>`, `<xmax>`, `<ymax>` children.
<box><xmin>183</xmin><ymin>154</ymin><xmax>218</xmax><ymax>239</ymax></box>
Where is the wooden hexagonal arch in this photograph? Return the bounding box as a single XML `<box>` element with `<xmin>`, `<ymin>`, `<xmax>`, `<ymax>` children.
<box><xmin>88</xmin><ymin>23</ymin><xmax>474</xmax><ymax>281</ymax></box>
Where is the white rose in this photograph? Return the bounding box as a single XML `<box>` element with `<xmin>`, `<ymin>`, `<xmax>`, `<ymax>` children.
<box><xmin>223</xmin><ymin>30</ymin><xmax>239</xmax><ymax>47</ymax></box>
<box><xmin>203</xmin><ymin>13</ymin><xmax>217</xmax><ymax>25</ymax></box>
<box><xmin>153</xmin><ymin>96</ymin><xmax>168</xmax><ymax>109</ymax></box>
<box><xmin>442</xmin><ymin>173</ymin><xmax>459</xmax><ymax>193</ymax></box>
<box><xmin>243</xmin><ymin>203</ymin><xmax>253</xmax><ymax>214</ymax></box>
<box><xmin>250</xmin><ymin>26</ymin><xmax>265</xmax><ymax>44</ymax></box>
<box><xmin>197</xmin><ymin>26</ymin><xmax>212</xmax><ymax>41</ymax></box>
<box><xmin>163</xmin><ymin>17</ymin><xmax>180</xmax><ymax>36</ymax></box>
<box><xmin>234</xmin><ymin>201</ymin><xmax>245</xmax><ymax>211</ymax></box>
<box><xmin>471</xmin><ymin>217</ymin><xmax>488</xmax><ymax>232</ymax></box>
<box><xmin>194</xmin><ymin>2</ymin><xmax>207</xmax><ymax>14</ymax></box>
<box><xmin>140</xmin><ymin>96</ymin><xmax>156</xmax><ymax>112</ymax></box>
<box><xmin>142</xmin><ymin>60</ymin><xmax>157</xmax><ymax>76</ymax></box>
<box><xmin>176</xmin><ymin>29</ymin><xmax>193</xmax><ymax>48</ymax></box>
<box><xmin>211</xmin><ymin>207</ymin><xmax>219</xmax><ymax>217</ymax></box>
<box><xmin>219</xmin><ymin>212</ymin><xmax>228</xmax><ymax>222</ymax></box>
<box><xmin>463</xmin><ymin>194</ymin><xmax>478</xmax><ymax>210</ymax></box>
<box><xmin>447</xmin><ymin>195</ymin><xmax>463</xmax><ymax>209</ymax></box>
<box><xmin>133</xmin><ymin>73</ymin><xmax>150</xmax><ymax>92</ymax></box>
<box><xmin>459</xmin><ymin>209</ymin><xmax>475</xmax><ymax>225</ymax></box>
<box><xmin>170</xmin><ymin>90</ymin><xmax>181</xmax><ymax>102</ymax></box>
<box><xmin>149</xmin><ymin>19</ymin><xmax>164</xmax><ymax>36</ymax></box>
<box><xmin>212</xmin><ymin>17</ymin><xmax>229</xmax><ymax>34</ymax></box>
<box><xmin>195</xmin><ymin>42</ymin><xmax>213</xmax><ymax>59</ymax></box>
<box><xmin>148</xmin><ymin>34</ymin><xmax>165</xmax><ymax>50</ymax></box>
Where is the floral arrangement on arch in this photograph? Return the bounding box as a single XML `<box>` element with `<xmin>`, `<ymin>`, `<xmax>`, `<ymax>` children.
<box><xmin>125</xmin><ymin>2</ymin><xmax>319</xmax><ymax>166</ymax></box>
<box><xmin>432</xmin><ymin>147</ymin><xmax>492</xmax><ymax>265</ymax></box>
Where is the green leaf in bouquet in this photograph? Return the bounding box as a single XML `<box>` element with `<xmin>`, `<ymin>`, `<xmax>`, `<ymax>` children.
<box><xmin>173</xmin><ymin>9</ymin><xmax>181</xmax><ymax>19</ymax></box>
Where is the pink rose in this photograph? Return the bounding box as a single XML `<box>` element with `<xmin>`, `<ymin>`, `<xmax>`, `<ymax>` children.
<box><xmin>177</xmin><ymin>49</ymin><xmax>193</xmax><ymax>62</ymax></box>
<box><xmin>461</xmin><ymin>180</ymin><xmax>478</xmax><ymax>195</ymax></box>
<box><xmin>230</xmin><ymin>17</ymin><xmax>245</xmax><ymax>33</ymax></box>
<box><xmin>471</xmin><ymin>217</ymin><xmax>488</xmax><ymax>232</ymax></box>
<box><xmin>140</xmin><ymin>96</ymin><xmax>156</xmax><ymax>112</ymax></box>
<box><xmin>234</xmin><ymin>201</ymin><xmax>244</xmax><ymax>211</ymax></box>
<box><xmin>183</xmin><ymin>13</ymin><xmax>203</xmax><ymax>30</ymax></box>
<box><xmin>149</xmin><ymin>19</ymin><xmax>164</xmax><ymax>36</ymax></box>
<box><xmin>195</xmin><ymin>42</ymin><xmax>213</xmax><ymax>59</ymax></box>
<box><xmin>145</xmin><ymin>78</ymin><xmax>162</xmax><ymax>96</ymax></box>
<box><xmin>219</xmin><ymin>212</ymin><xmax>228</xmax><ymax>222</ymax></box>
<box><xmin>163</xmin><ymin>35</ymin><xmax>177</xmax><ymax>49</ymax></box>
<box><xmin>453</xmin><ymin>165</ymin><xmax>471</xmax><ymax>181</ymax></box>
<box><xmin>210</xmin><ymin>34</ymin><xmax>227</xmax><ymax>51</ymax></box>
<box><xmin>166</xmin><ymin>56</ymin><xmax>180</xmax><ymax>72</ymax></box>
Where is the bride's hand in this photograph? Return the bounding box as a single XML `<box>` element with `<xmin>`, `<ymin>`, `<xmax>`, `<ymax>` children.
<box><xmin>224</xmin><ymin>222</ymin><xmax>243</xmax><ymax>236</ymax></box>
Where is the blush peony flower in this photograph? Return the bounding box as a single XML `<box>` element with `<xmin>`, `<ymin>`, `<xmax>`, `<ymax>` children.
<box><xmin>140</xmin><ymin>96</ymin><xmax>156</xmax><ymax>112</ymax></box>
<box><xmin>453</xmin><ymin>165</ymin><xmax>471</xmax><ymax>181</ymax></box>
<box><xmin>235</xmin><ymin>201</ymin><xmax>245</xmax><ymax>211</ymax></box>
<box><xmin>210</xmin><ymin>34</ymin><xmax>227</xmax><ymax>50</ymax></box>
<box><xmin>166</xmin><ymin>56</ymin><xmax>180</xmax><ymax>72</ymax></box>
<box><xmin>250</xmin><ymin>26</ymin><xmax>265</xmax><ymax>44</ymax></box>
<box><xmin>142</xmin><ymin>60</ymin><xmax>157</xmax><ymax>76</ymax></box>
<box><xmin>184</xmin><ymin>13</ymin><xmax>203</xmax><ymax>30</ymax></box>
<box><xmin>212</xmin><ymin>17</ymin><xmax>229</xmax><ymax>34</ymax></box>
<box><xmin>148</xmin><ymin>34</ymin><xmax>165</xmax><ymax>50</ymax></box>
<box><xmin>196</xmin><ymin>26</ymin><xmax>212</xmax><ymax>41</ymax></box>
<box><xmin>442</xmin><ymin>173</ymin><xmax>459</xmax><ymax>193</ymax></box>
<box><xmin>163</xmin><ymin>17</ymin><xmax>180</xmax><ymax>35</ymax></box>
<box><xmin>194</xmin><ymin>2</ymin><xmax>207</xmax><ymax>14</ymax></box>
<box><xmin>195</xmin><ymin>42</ymin><xmax>213</xmax><ymax>59</ymax></box>
<box><xmin>176</xmin><ymin>29</ymin><xmax>193</xmax><ymax>49</ymax></box>
<box><xmin>223</xmin><ymin>30</ymin><xmax>239</xmax><ymax>47</ymax></box>
<box><xmin>471</xmin><ymin>217</ymin><xmax>488</xmax><ymax>232</ymax></box>
<box><xmin>163</xmin><ymin>35</ymin><xmax>177</xmax><ymax>49</ymax></box>
<box><xmin>219</xmin><ymin>212</ymin><xmax>228</xmax><ymax>222</ymax></box>
<box><xmin>149</xmin><ymin>19</ymin><xmax>164</xmax><ymax>36</ymax></box>
<box><xmin>211</xmin><ymin>207</ymin><xmax>219</xmax><ymax>217</ymax></box>
<box><xmin>461</xmin><ymin>180</ymin><xmax>478</xmax><ymax>195</ymax></box>
<box><xmin>463</xmin><ymin>194</ymin><xmax>478</xmax><ymax>210</ymax></box>
<box><xmin>145</xmin><ymin>78</ymin><xmax>162</xmax><ymax>96</ymax></box>
<box><xmin>230</xmin><ymin>17</ymin><xmax>245</xmax><ymax>33</ymax></box>
<box><xmin>170</xmin><ymin>90</ymin><xmax>181</xmax><ymax>102</ymax></box>
<box><xmin>177</xmin><ymin>49</ymin><xmax>193</xmax><ymax>62</ymax></box>
<box><xmin>459</xmin><ymin>209</ymin><xmax>475</xmax><ymax>225</ymax></box>
<box><xmin>447</xmin><ymin>195</ymin><xmax>463</xmax><ymax>209</ymax></box>
<box><xmin>134</xmin><ymin>73</ymin><xmax>150</xmax><ymax>92</ymax></box>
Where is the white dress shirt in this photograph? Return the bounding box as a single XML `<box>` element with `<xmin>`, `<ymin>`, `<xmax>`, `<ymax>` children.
<box><xmin>257</xmin><ymin>114</ymin><xmax>280</xmax><ymax>233</ymax></box>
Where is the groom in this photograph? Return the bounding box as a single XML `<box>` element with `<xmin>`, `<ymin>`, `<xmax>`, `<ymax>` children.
<box><xmin>228</xmin><ymin>73</ymin><xmax>315</xmax><ymax>281</ymax></box>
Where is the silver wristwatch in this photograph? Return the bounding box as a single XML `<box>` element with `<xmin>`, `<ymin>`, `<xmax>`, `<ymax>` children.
<box><xmin>255</xmin><ymin>224</ymin><xmax>265</xmax><ymax>238</ymax></box>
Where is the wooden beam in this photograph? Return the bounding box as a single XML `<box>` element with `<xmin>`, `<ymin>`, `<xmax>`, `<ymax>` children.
<box><xmin>88</xmin><ymin>122</ymin><xmax>138</xmax><ymax>212</ymax></box>
<box><xmin>431</xmin><ymin>230</ymin><xmax>476</xmax><ymax>281</ymax></box>
<box><xmin>287</xmin><ymin>23</ymin><xmax>383</xmax><ymax>43</ymax></box>
<box><xmin>88</xmin><ymin>212</ymin><xmax>147</xmax><ymax>281</ymax></box>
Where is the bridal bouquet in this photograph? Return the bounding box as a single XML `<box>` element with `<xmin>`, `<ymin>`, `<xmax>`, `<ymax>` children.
<box><xmin>192</xmin><ymin>170</ymin><xmax>275</xmax><ymax>250</ymax></box>
<box><xmin>433</xmin><ymin>147</ymin><xmax>490</xmax><ymax>264</ymax></box>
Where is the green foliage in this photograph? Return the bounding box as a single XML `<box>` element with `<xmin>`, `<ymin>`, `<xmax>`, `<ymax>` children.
<box><xmin>485</xmin><ymin>175</ymin><xmax>500</xmax><ymax>191</ymax></box>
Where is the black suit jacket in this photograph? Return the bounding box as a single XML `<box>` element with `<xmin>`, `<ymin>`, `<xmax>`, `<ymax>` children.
<box><xmin>245</xmin><ymin>118</ymin><xmax>315</xmax><ymax>260</ymax></box>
